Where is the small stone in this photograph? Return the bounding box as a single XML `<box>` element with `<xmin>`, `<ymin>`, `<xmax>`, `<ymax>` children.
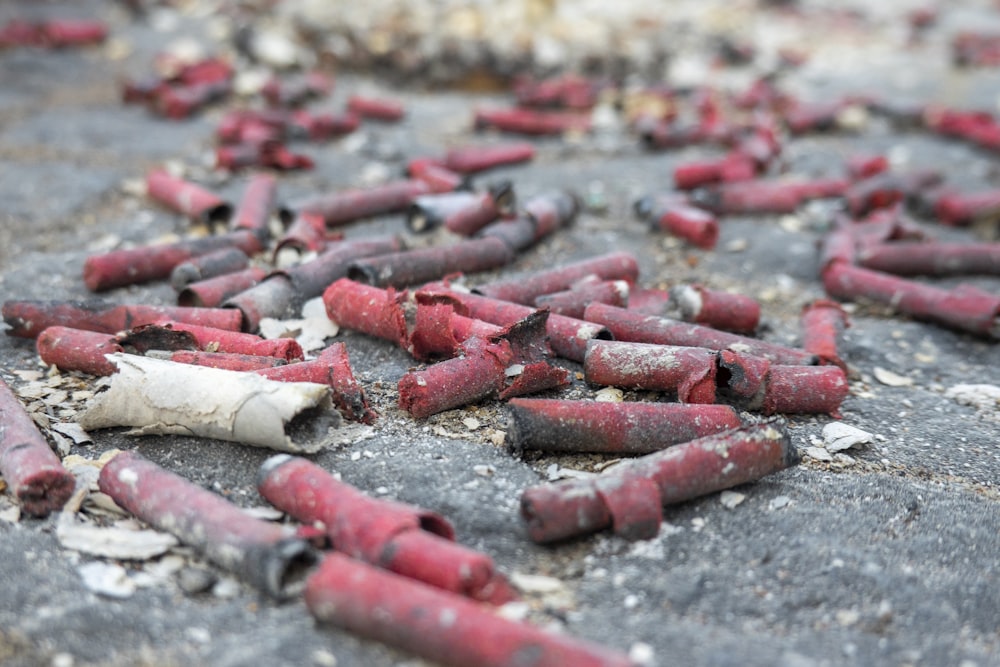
<box><xmin>823</xmin><ymin>423</ymin><xmax>873</xmax><ymax>452</ymax></box>
<box><xmin>472</xmin><ymin>464</ymin><xmax>494</xmax><ymax>477</ymax></box>
<box><xmin>594</xmin><ymin>387</ymin><xmax>624</xmax><ymax>402</ymax></box>
<box><xmin>720</xmin><ymin>490</ymin><xmax>746</xmax><ymax>508</ymax></box>
<box><xmin>52</xmin><ymin>653</ymin><xmax>74</xmax><ymax>667</ymax></box>
<box><xmin>463</xmin><ymin>417</ymin><xmax>481</xmax><ymax>431</ymax></box>
<box><xmin>629</xmin><ymin>642</ymin><xmax>656</xmax><ymax>666</ymax></box>
<box><xmin>836</xmin><ymin>609</ymin><xmax>860</xmax><ymax>626</ymax></box>
<box><xmin>496</xmin><ymin>601</ymin><xmax>531</xmax><ymax>622</ymax></box>
<box><xmin>212</xmin><ymin>576</ymin><xmax>241</xmax><ymax>598</ymax></box>
<box><xmin>78</xmin><ymin>562</ymin><xmax>135</xmax><ymax>598</ymax></box>
<box><xmin>769</xmin><ymin>496</ymin><xmax>791</xmax><ymax>511</ymax></box>
<box><xmin>510</xmin><ymin>572</ymin><xmax>566</xmax><ymax>595</ymax></box>
<box><xmin>805</xmin><ymin>446</ymin><xmax>833</xmax><ymax>461</ymax></box>
<box><xmin>185</xmin><ymin>627</ymin><xmax>211</xmax><ymax>644</ymax></box>
<box><xmin>0</xmin><ymin>505</ymin><xmax>20</xmax><ymax>523</ymax></box>
<box><xmin>623</xmin><ymin>594</ymin><xmax>639</xmax><ymax>609</ymax></box>
<box><xmin>178</xmin><ymin>567</ymin><xmax>217</xmax><ymax>595</ymax></box>
<box><xmin>873</xmin><ymin>366</ymin><xmax>913</xmax><ymax>387</ymax></box>
<box><xmin>311</xmin><ymin>649</ymin><xmax>338</xmax><ymax>667</ymax></box>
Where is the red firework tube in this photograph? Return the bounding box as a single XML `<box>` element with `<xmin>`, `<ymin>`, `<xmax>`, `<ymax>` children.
<box><xmin>634</xmin><ymin>195</ymin><xmax>719</xmax><ymax>249</ymax></box>
<box><xmin>262</xmin><ymin>71</ymin><xmax>333</xmax><ymax>108</ymax></box>
<box><xmin>258</xmin><ymin>343</ymin><xmax>374</xmax><ymax>423</ymax></box>
<box><xmin>670</xmin><ymin>284</ymin><xmax>760</xmax><ymax>334</ymax></box>
<box><xmin>83</xmin><ymin>229</ymin><xmax>262</xmax><ymax>292</ymax></box>
<box><xmin>717</xmin><ymin>349</ymin><xmax>771</xmax><ymax>401</ymax></box>
<box><xmin>178</xmin><ymin>267</ymin><xmax>267</xmax><ymax>308</ymax></box>
<box><xmin>258</xmin><ymin>455</ymin><xmax>513</xmax><ymax>603</ymax></box>
<box><xmin>145</xmin><ymin>169</ymin><xmax>232</xmax><ymax>224</ymax></box>
<box><xmin>787</xmin><ymin>178</ymin><xmax>851</xmax><ymax>201</ymax></box>
<box><xmin>819</xmin><ymin>217</ymin><xmax>858</xmax><ymax>272</ymax></box>
<box><xmin>673</xmin><ymin>154</ymin><xmax>755</xmax><ymax>190</ymax></box>
<box><xmin>3</xmin><ymin>300</ymin><xmax>242</xmax><ymax>339</ymax></box>
<box><xmin>476</xmin><ymin>216</ymin><xmax>538</xmax><ymax>252</ymax></box>
<box><xmin>952</xmin><ymin>31</ymin><xmax>1000</xmax><ymax>67</ymax></box>
<box><xmin>36</xmin><ymin>326</ymin><xmax>122</xmax><ymax>376</ymax></box>
<box><xmin>217</xmin><ymin>110</ymin><xmax>287</xmax><ymax>143</ymax></box>
<box><xmin>857</xmin><ymin>242</ymin><xmax>1000</xmax><ymax>276</ymax></box>
<box><xmin>274</xmin><ymin>212</ymin><xmax>334</xmax><ymax>257</ymax></box>
<box><xmin>409</xmin><ymin>161</ymin><xmax>466</xmax><ymax>193</ymax></box>
<box><xmin>223</xmin><ymin>278</ymin><xmax>300</xmax><ymax>334</ymax></box>
<box><xmin>640</xmin><ymin>120</ymin><xmax>735</xmax><ymax>150</ymax></box>
<box><xmin>347</xmin><ymin>237</ymin><xmax>515</xmax><ymax>289</ymax></box>
<box><xmin>155</xmin><ymin>80</ymin><xmax>231</xmax><ymax>120</ymax></box>
<box><xmin>170</xmin><ymin>247</ymin><xmax>249</xmax><ymax>290</ymax></box>
<box><xmin>145</xmin><ymin>321</ymin><xmax>304</xmax><ymax>362</ymax></box>
<box><xmin>407</xmin><ymin>192</ymin><xmax>481</xmax><ymax>233</ymax></box>
<box><xmin>584</xmin><ymin>340</ymin><xmax>718</xmax><ymax>403</ymax></box>
<box><xmin>293</xmin><ymin>110</ymin><xmax>361</xmax><ymax>140</ymax></box>
<box><xmin>520</xmin><ymin>420</ymin><xmax>798</xmax><ymax>543</ymax></box>
<box><xmin>346</xmin><ymin>95</ymin><xmax>405</xmax><ymax>122</ymax></box>
<box><xmin>408</xmin><ymin>299</ymin><xmax>505</xmax><ymax>360</ymax></box>
<box><xmin>442</xmin><ymin>142</ymin><xmax>535</xmax><ymax>174</ymax></box>
<box><xmin>584</xmin><ymin>302</ymin><xmax>817</xmax><ymax>365</ymax></box>
<box><xmin>446</xmin><ymin>183</ymin><xmax>516</xmax><ymax>236</ymax></box>
<box><xmin>474</xmin><ymin>251</ymin><xmax>639</xmax><ymax>305</ymax></box>
<box><xmin>306</xmin><ymin>553</ymin><xmax>633</xmax><ymax>667</ymax></box>
<box><xmin>290</xmin><ymin>180</ymin><xmax>431</xmax><ymax>227</ymax></box>
<box><xmin>506</xmin><ymin>398</ymin><xmax>742</xmax><ymax>455</ymax></box>
<box><xmin>822</xmin><ymin>261</ymin><xmax>1000</xmax><ymax>338</ymax></box>
<box><xmin>522</xmin><ymin>190</ymin><xmax>580</xmax><ymax>240</ymax></box>
<box><xmin>627</xmin><ymin>287</ymin><xmax>673</xmax><ymax>315</ymax></box>
<box><xmin>691</xmin><ymin>180</ymin><xmax>802</xmax><ymax>215</ymax></box>
<box><xmin>39</xmin><ymin>20</ymin><xmax>107</xmax><ymax>47</ymax></box>
<box><xmin>98</xmin><ymin>451</ymin><xmax>315</xmax><ymax>599</ymax></box>
<box><xmin>800</xmin><ymin>299</ymin><xmax>850</xmax><ymax>370</ymax></box>
<box><xmin>845</xmin><ymin>170</ymin><xmax>943</xmax><ymax>216</ymax></box>
<box><xmin>168</xmin><ymin>57</ymin><xmax>233</xmax><ymax>86</ymax></box>
<box><xmin>323</xmin><ymin>278</ymin><xmax>408</xmax><ymax>346</ymax></box>
<box><xmin>0</xmin><ymin>20</ymin><xmax>42</xmax><ymax>47</ymax></box>
<box><xmin>783</xmin><ymin>100</ymin><xmax>850</xmax><ymax>134</ymax></box>
<box><xmin>534</xmin><ymin>279</ymin><xmax>629</xmax><ymax>319</ymax></box>
<box><xmin>164</xmin><ymin>350</ymin><xmax>285</xmax><ymax>371</ymax></box>
<box><xmin>0</xmin><ymin>377</ymin><xmax>75</xmax><ymax>517</ymax></box>
<box><xmin>398</xmin><ymin>337</ymin><xmax>507</xmax><ymax>418</ymax></box>
<box><xmin>418</xmin><ymin>286</ymin><xmax>611</xmax><ymax>362</ymax></box>
<box><xmin>932</xmin><ymin>189</ymin><xmax>1000</xmax><ymax>226</ymax></box>
<box><xmin>473</xmin><ymin>107</ymin><xmax>591</xmax><ymax>135</ymax></box>
<box><xmin>847</xmin><ymin>154</ymin><xmax>890</xmax><ymax>180</ymax></box>
<box><xmin>761</xmin><ymin>365</ymin><xmax>849</xmax><ymax>415</ymax></box>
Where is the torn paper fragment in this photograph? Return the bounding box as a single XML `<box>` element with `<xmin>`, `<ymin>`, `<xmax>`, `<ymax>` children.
<box><xmin>78</xmin><ymin>561</ymin><xmax>136</xmax><ymax>598</ymax></box>
<box><xmin>873</xmin><ymin>366</ymin><xmax>914</xmax><ymax>387</ymax></box>
<box><xmin>78</xmin><ymin>354</ymin><xmax>339</xmax><ymax>453</ymax></box>
<box><xmin>57</xmin><ymin>512</ymin><xmax>178</xmax><ymax>559</ymax></box>
<box><xmin>822</xmin><ymin>423</ymin><xmax>873</xmax><ymax>452</ymax></box>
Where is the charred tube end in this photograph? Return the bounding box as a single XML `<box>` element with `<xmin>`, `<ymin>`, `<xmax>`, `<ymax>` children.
<box><xmin>16</xmin><ymin>467</ymin><xmax>76</xmax><ymax>518</ymax></box>
<box><xmin>170</xmin><ymin>263</ymin><xmax>201</xmax><ymax>291</ymax></box>
<box><xmin>632</xmin><ymin>195</ymin><xmax>654</xmax><ymax>221</ymax></box>
<box><xmin>277</xmin><ymin>206</ymin><xmax>296</xmax><ymax>227</ymax></box>
<box><xmin>245</xmin><ymin>538</ymin><xmax>319</xmax><ymax>600</ymax></box>
<box><xmin>204</xmin><ymin>203</ymin><xmax>234</xmax><ymax>226</ymax></box>
<box><xmin>406</xmin><ymin>204</ymin><xmax>442</xmax><ymax>234</ymax></box>
<box><xmin>346</xmin><ymin>263</ymin><xmax>379</xmax><ymax>286</ymax></box>
<box><xmin>489</xmin><ymin>180</ymin><xmax>517</xmax><ymax>216</ymax></box>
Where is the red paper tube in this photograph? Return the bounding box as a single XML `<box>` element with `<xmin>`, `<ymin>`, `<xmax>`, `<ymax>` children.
<box><xmin>323</xmin><ymin>278</ymin><xmax>408</xmax><ymax>347</ymax></box>
<box><xmin>306</xmin><ymin>553</ymin><xmax>632</xmax><ymax>667</ymax></box>
<box><xmin>3</xmin><ymin>300</ymin><xmax>243</xmax><ymax>339</ymax></box>
<box><xmin>145</xmin><ymin>169</ymin><xmax>232</xmax><ymax>224</ymax></box>
<box><xmin>513</xmin><ymin>75</ymin><xmax>601</xmax><ymax>109</ymax></box>
<box><xmin>262</xmin><ymin>71</ymin><xmax>333</xmax><ymax>108</ymax></box>
<box><xmin>36</xmin><ymin>326</ymin><xmax>123</xmax><ymax>376</ymax></box>
<box><xmin>534</xmin><ymin>279</ymin><xmax>629</xmax><ymax>319</ymax></box>
<box><xmin>409</xmin><ymin>161</ymin><xmax>466</xmax><ymax>193</ymax></box>
<box><xmin>673</xmin><ymin>153</ymin><xmax>756</xmax><ymax>190</ymax></box>
<box><xmin>640</xmin><ymin>120</ymin><xmax>735</xmax><ymax>150</ymax></box>
<box><xmin>178</xmin><ymin>267</ymin><xmax>267</xmax><ymax>308</ymax></box>
<box><xmin>584</xmin><ymin>340</ymin><xmax>718</xmax><ymax>403</ymax></box>
<box><xmin>634</xmin><ymin>195</ymin><xmax>719</xmax><ymax>249</ymax></box>
<box><xmin>442</xmin><ymin>143</ymin><xmax>535</xmax><ymax>174</ymax></box>
<box><xmin>290</xmin><ymin>180</ymin><xmax>431</xmax><ymax>227</ymax></box>
<box><xmin>0</xmin><ymin>20</ymin><xmax>41</xmax><ymax>47</ymax></box>
<box><xmin>163</xmin><ymin>350</ymin><xmax>285</xmax><ymax>371</ymax></box>
<box><xmin>857</xmin><ymin>242</ymin><xmax>1000</xmax><ymax>276</ymax></box>
<box><xmin>408</xmin><ymin>191</ymin><xmax>482</xmax><ymax>233</ymax></box>
<box><xmin>847</xmin><ymin>154</ymin><xmax>890</xmax><ymax>180</ymax></box>
<box><xmin>476</xmin><ymin>216</ymin><xmax>538</xmax><ymax>252</ymax></box>
<box><xmin>670</xmin><ymin>284</ymin><xmax>760</xmax><ymax>334</ymax></box>
<box><xmin>418</xmin><ymin>286</ymin><xmax>611</xmax><ymax>362</ymax></box>
<box><xmin>522</xmin><ymin>190</ymin><xmax>579</xmax><ymax>240</ymax></box>
<box><xmin>98</xmin><ymin>451</ymin><xmax>315</xmax><ymax>599</ymax></box>
<box><xmin>83</xmin><ymin>229</ymin><xmax>262</xmax><ymax>292</ymax></box>
<box><xmin>506</xmin><ymin>398</ymin><xmax>742</xmax><ymax>454</ymax></box>
<box><xmin>258</xmin><ymin>455</ymin><xmax>514</xmax><ymax>603</ymax></box>
<box><xmin>822</xmin><ymin>261</ymin><xmax>1000</xmax><ymax>338</ymax></box>
<box><xmin>274</xmin><ymin>212</ymin><xmax>335</xmax><ymax>257</ymax></box>
<box><xmin>170</xmin><ymin>247</ymin><xmax>249</xmax><ymax>290</ymax></box>
<box><xmin>520</xmin><ymin>420</ymin><xmax>798</xmax><ymax>543</ymax></box>
<box><xmin>584</xmin><ymin>303</ymin><xmax>816</xmax><ymax>365</ymax></box>
<box><xmin>782</xmin><ymin>100</ymin><xmax>852</xmax><ymax>134</ymax></box>
<box><xmin>475</xmin><ymin>252</ymin><xmax>638</xmax><ymax>305</ymax></box>
<box><xmin>626</xmin><ymin>287</ymin><xmax>673</xmax><ymax>315</ymax></box>
<box><xmin>0</xmin><ymin>377</ymin><xmax>75</xmax><ymax>517</ymax></box>
<box><xmin>258</xmin><ymin>343</ymin><xmax>374</xmax><ymax>423</ymax></box>
<box><xmin>155</xmin><ymin>80</ymin><xmax>231</xmax><ymax>120</ymax></box>
<box><xmin>348</xmin><ymin>237</ymin><xmax>515</xmax><ymax>289</ymax></box>
<box><xmin>800</xmin><ymin>299</ymin><xmax>850</xmax><ymax>369</ymax></box>
<box><xmin>39</xmin><ymin>19</ymin><xmax>108</xmax><ymax>47</ymax></box>
<box><xmin>409</xmin><ymin>184</ymin><xmax>515</xmax><ymax>236</ymax></box>
<box><xmin>144</xmin><ymin>321</ymin><xmax>303</xmax><ymax>362</ymax></box>
<box><xmin>346</xmin><ymin>95</ymin><xmax>405</xmax><ymax>122</ymax></box>
<box><xmin>409</xmin><ymin>300</ymin><xmax>504</xmax><ymax>360</ymax></box>
<box><xmin>167</xmin><ymin>57</ymin><xmax>233</xmax><ymax>86</ymax></box>
<box><xmin>844</xmin><ymin>170</ymin><xmax>943</xmax><ymax>217</ymax></box>
<box><xmin>691</xmin><ymin>180</ymin><xmax>803</xmax><ymax>215</ymax></box>
<box><xmin>761</xmin><ymin>365</ymin><xmax>849</xmax><ymax>416</ymax></box>
<box><xmin>932</xmin><ymin>189</ymin><xmax>1000</xmax><ymax>226</ymax></box>
<box><xmin>473</xmin><ymin>107</ymin><xmax>591</xmax><ymax>135</ymax></box>
<box><xmin>293</xmin><ymin>110</ymin><xmax>361</xmax><ymax>140</ymax></box>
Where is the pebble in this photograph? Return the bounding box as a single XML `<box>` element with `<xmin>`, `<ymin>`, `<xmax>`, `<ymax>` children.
<box><xmin>594</xmin><ymin>387</ymin><xmax>624</xmax><ymax>402</ymax></box>
<box><xmin>822</xmin><ymin>422</ymin><xmax>873</xmax><ymax>452</ymax></box>
<box><xmin>720</xmin><ymin>490</ymin><xmax>746</xmax><ymax>508</ymax></box>
<box><xmin>805</xmin><ymin>446</ymin><xmax>833</xmax><ymax>462</ymax></box>
<box><xmin>873</xmin><ymin>366</ymin><xmax>914</xmax><ymax>387</ymax></box>
<box><xmin>769</xmin><ymin>496</ymin><xmax>791</xmax><ymax>511</ymax></box>
<box><xmin>178</xmin><ymin>567</ymin><xmax>218</xmax><ymax>595</ymax></box>
<box><xmin>78</xmin><ymin>562</ymin><xmax>136</xmax><ymax>599</ymax></box>
<box><xmin>212</xmin><ymin>576</ymin><xmax>242</xmax><ymax>598</ymax></box>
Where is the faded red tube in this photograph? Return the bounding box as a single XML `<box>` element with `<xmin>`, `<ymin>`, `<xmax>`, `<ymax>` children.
<box><xmin>442</xmin><ymin>142</ymin><xmax>535</xmax><ymax>174</ymax></box>
<box><xmin>409</xmin><ymin>161</ymin><xmax>465</xmax><ymax>193</ymax></box>
<box><xmin>670</xmin><ymin>284</ymin><xmax>760</xmax><ymax>334</ymax></box>
<box><xmin>409</xmin><ymin>185</ymin><xmax>515</xmax><ymax>236</ymax></box>
<box><xmin>178</xmin><ymin>267</ymin><xmax>267</xmax><ymax>308</ymax></box>
<box><xmin>347</xmin><ymin>95</ymin><xmax>405</xmax><ymax>122</ymax></box>
<box><xmin>476</xmin><ymin>217</ymin><xmax>538</xmax><ymax>252</ymax></box>
<box><xmin>844</xmin><ymin>170</ymin><xmax>943</xmax><ymax>217</ymax></box>
<box><xmin>761</xmin><ymin>365</ymin><xmax>849</xmax><ymax>416</ymax></box>
<box><xmin>99</xmin><ymin>451</ymin><xmax>315</xmax><ymax>599</ymax></box>
<box><xmin>584</xmin><ymin>303</ymin><xmax>816</xmax><ymax>365</ymax></box>
<box><xmin>474</xmin><ymin>252</ymin><xmax>638</xmax><ymax>305</ymax></box>
<box><xmin>136</xmin><ymin>321</ymin><xmax>303</xmax><ymax>362</ymax></box>
<box><xmin>800</xmin><ymin>299</ymin><xmax>850</xmax><ymax>369</ymax></box>
<box><xmin>293</xmin><ymin>110</ymin><xmax>360</xmax><ymax>141</ymax></box>
<box><xmin>522</xmin><ymin>190</ymin><xmax>579</xmax><ymax>240</ymax></box>
<box><xmin>40</xmin><ymin>19</ymin><xmax>108</xmax><ymax>47</ymax></box>
<box><xmin>407</xmin><ymin>191</ymin><xmax>482</xmax><ymax>233</ymax></box>
<box><xmin>155</xmin><ymin>80</ymin><xmax>231</xmax><ymax>120</ymax></box>
<box><xmin>306</xmin><ymin>553</ymin><xmax>633</xmax><ymax>667</ymax></box>
<box><xmin>274</xmin><ymin>212</ymin><xmax>335</xmax><ymax>257</ymax></box>
<box><xmin>534</xmin><ymin>279</ymin><xmax>629</xmax><ymax>319</ymax></box>
<box><xmin>231</xmin><ymin>172</ymin><xmax>275</xmax><ymax>240</ymax></box>
<box><xmin>506</xmin><ymin>398</ymin><xmax>742</xmax><ymax>454</ymax></box>
<box><xmin>290</xmin><ymin>180</ymin><xmax>431</xmax><ymax>227</ymax></box>
<box><xmin>847</xmin><ymin>154</ymin><xmax>890</xmax><ymax>180</ymax></box>
<box><xmin>474</xmin><ymin>107</ymin><xmax>591</xmax><ymax>135</ymax></box>
<box><xmin>170</xmin><ymin>247</ymin><xmax>249</xmax><ymax>290</ymax></box>
<box><xmin>398</xmin><ymin>337</ymin><xmax>507</xmax><ymax>418</ymax></box>
<box><xmin>673</xmin><ymin>154</ymin><xmax>756</xmax><ymax>190</ymax></box>
<box><xmin>262</xmin><ymin>71</ymin><xmax>333</xmax><ymax>108</ymax></box>
<box><xmin>259</xmin><ymin>455</ymin><xmax>514</xmax><ymax>603</ymax></box>
<box><xmin>83</xmin><ymin>229</ymin><xmax>262</xmax><ymax>292</ymax></box>
<box><xmin>323</xmin><ymin>278</ymin><xmax>408</xmax><ymax>346</ymax></box>
<box><xmin>857</xmin><ymin>242</ymin><xmax>1000</xmax><ymax>276</ymax></box>
<box><xmin>822</xmin><ymin>261</ymin><xmax>1000</xmax><ymax>338</ymax></box>
<box><xmin>691</xmin><ymin>180</ymin><xmax>802</xmax><ymax>215</ymax></box>
<box><xmin>520</xmin><ymin>421</ymin><xmax>798</xmax><ymax>543</ymax></box>
<box><xmin>932</xmin><ymin>189</ymin><xmax>1000</xmax><ymax>226</ymax></box>
<box><xmin>258</xmin><ymin>343</ymin><xmax>374</xmax><ymax>423</ymax></box>
<box><xmin>347</xmin><ymin>237</ymin><xmax>515</xmax><ymax>289</ymax></box>
<box><xmin>409</xmin><ymin>301</ymin><xmax>504</xmax><ymax>360</ymax></box>
<box><xmin>36</xmin><ymin>326</ymin><xmax>122</xmax><ymax>376</ymax></box>
<box><xmin>3</xmin><ymin>300</ymin><xmax>243</xmax><ymax>339</ymax></box>
<box><xmin>164</xmin><ymin>350</ymin><xmax>285</xmax><ymax>371</ymax></box>
<box><xmin>627</xmin><ymin>287</ymin><xmax>673</xmax><ymax>315</ymax></box>
<box><xmin>634</xmin><ymin>195</ymin><xmax>719</xmax><ymax>249</ymax></box>
<box><xmin>584</xmin><ymin>340</ymin><xmax>718</xmax><ymax>403</ymax></box>
<box><xmin>0</xmin><ymin>377</ymin><xmax>75</xmax><ymax>517</ymax></box>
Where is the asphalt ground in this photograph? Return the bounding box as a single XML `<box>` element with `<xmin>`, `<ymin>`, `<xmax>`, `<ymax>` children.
<box><xmin>0</xmin><ymin>2</ymin><xmax>998</xmax><ymax>666</ymax></box>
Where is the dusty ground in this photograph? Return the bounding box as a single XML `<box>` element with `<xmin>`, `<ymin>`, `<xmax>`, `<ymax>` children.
<box><xmin>0</xmin><ymin>1</ymin><xmax>998</xmax><ymax>666</ymax></box>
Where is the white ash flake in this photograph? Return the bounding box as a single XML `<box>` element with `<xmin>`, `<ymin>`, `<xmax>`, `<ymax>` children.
<box><xmin>822</xmin><ymin>423</ymin><xmax>873</xmax><ymax>452</ymax></box>
<box><xmin>56</xmin><ymin>513</ymin><xmax>178</xmax><ymax>560</ymax></box>
<box><xmin>462</xmin><ymin>417</ymin><xmax>481</xmax><ymax>431</ymax></box>
<box><xmin>805</xmin><ymin>446</ymin><xmax>834</xmax><ymax>462</ymax></box>
<box><xmin>510</xmin><ymin>572</ymin><xmax>567</xmax><ymax>595</ymax></box>
<box><xmin>78</xmin><ymin>561</ymin><xmax>136</xmax><ymax>599</ymax></box>
<box><xmin>873</xmin><ymin>366</ymin><xmax>914</xmax><ymax>387</ymax></box>
<box><xmin>945</xmin><ymin>384</ymin><xmax>1000</xmax><ymax>420</ymax></box>
<box><xmin>768</xmin><ymin>495</ymin><xmax>791</xmax><ymax>511</ymax></box>
<box><xmin>594</xmin><ymin>387</ymin><xmax>624</xmax><ymax>402</ymax></box>
<box><xmin>720</xmin><ymin>490</ymin><xmax>746</xmax><ymax>508</ymax></box>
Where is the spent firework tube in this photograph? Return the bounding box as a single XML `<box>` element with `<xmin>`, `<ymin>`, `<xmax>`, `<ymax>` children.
<box><xmin>0</xmin><ymin>377</ymin><xmax>75</xmax><ymax>517</ymax></box>
<box><xmin>305</xmin><ymin>553</ymin><xmax>635</xmax><ymax>667</ymax></box>
<box><xmin>534</xmin><ymin>279</ymin><xmax>630</xmax><ymax>319</ymax></box>
<box><xmin>474</xmin><ymin>251</ymin><xmax>639</xmax><ymax>305</ymax></box>
<box><xmin>584</xmin><ymin>340</ymin><xmax>718</xmax><ymax>404</ymax></box>
<box><xmin>294</xmin><ymin>110</ymin><xmax>360</xmax><ymax>140</ymax></box>
<box><xmin>230</xmin><ymin>172</ymin><xmax>277</xmax><ymax>239</ymax></box>
<box><xmin>673</xmin><ymin>154</ymin><xmax>756</xmax><ymax>190</ymax></box>
<box><xmin>408</xmin><ymin>299</ymin><xmax>504</xmax><ymax>360</ymax></box>
<box><xmin>258</xmin><ymin>343</ymin><xmax>375</xmax><ymax>423</ymax></box>
<box><xmin>408</xmin><ymin>191</ymin><xmax>481</xmax><ymax>233</ymax></box>
<box><xmin>348</xmin><ymin>237</ymin><xmax>515</xmax><ymax>289</ymax></box>
<box><xmin>98</xmin><ymin>451</ymin><xmax>316</xmax><ymax>599</ymax></box>
<box><xmin>473</xmin><ymin>107</ymin><xmax>592</xmax><ymax>135</ymax></box>
<box><xmin>800</xmin><ymin>299</ymin><xmax>850</xmax><ymax>370</ymax></box>
<box><xmin>36</xmin><ymin>326</ymin><xmax>123</xmax><ymax>376</ymax></box>
<box><xmin>844</xmin><ymin>170</ymin><xmax>943</xmax><ymax>217</ymax></box>
<box><xmin>506</xmin><ymin>398</ymin><xmax>742</xmax><ymax>455</ymax></box>
<box><xmin>2</xmin><ymin>300</ymin><xmax>242</xmax><ymax>339</ymax></box>
<box><xmin>155</xmin><ymin>80</ymin><xmax>231</xmax><ymax>120</ymax></box>
<box><xmin>521</xmin><ymin>420</ymin><xmax>798</xmax><ymax>543</ymax></box>
<box><xmin>170</xmin><ymin>247</ymin><xmax>249</xmax><ymax>290</ymax></box>
<box><xmin>442</xmin><ymin>142</ymin><xmax>535</xmax><ymax>174</ymax></box>
<box><xmin>38</xmin><ymin>19</ymin><xmax>108</xmax><ymax>47</ymax></box>
<box><xmin>290</xmin><ymin>180</ymin><xmax>432</xmax><ymax>227</ymax></box>
<box><xmin>717</xmin><ymin>349</ymin><xmax>772</xmax><ymax>401</ymax></box>
<box><xmin>323</xmin><ymin>278</ymin><xmax>408</xmax><ymax>346</ymax></box>
<box><xmin>224</xmin><ymin>276</ymin><xmax>298</xmax><ymax>334</ymax></box>
<box><xmin>670</xmin><ymin>284</ymin><xmax>761</xmax><ymax>334</ymax></box>
<box><xmin>857</xmin><ymin>242</ymin><xmax>1000</xmax><ymax>276</ymax></box>
<box><xmin>446</xmin><ymin>183</ymin><xmax>516</xmax><ymax>236</ymax></box>
<box><xmin>822</xmin><ymin>261</ymin><xmax>1000</xmax><ymax>338</ymax></box>
<box><xmin>145</xmin><ymin>169</ymin><xmax>232</xmax><ymax>224</ymax></box>
<box><xmin>634</xmin><ymin>195</ymin><xmax>719</xmax><ymax>250</ymax></box>
<box><xmin>691</xmin><ymin>180</ymin><xmax>803</xmax><ymax>215</ymax></box>
<box><xmin>933</xmin><ymin>189</ymin><xmax>1000</xmax><ymax>226</ymax></box>
<box><xmin>178</xmin><ymin>267</ymin><xmax>267</xmax><ymax>308</ymax></box>
<box><xmin>819</xmin><ymin>217</ymin><xmax>858</xmax><ymax>271</ymax></box>
<box><xmin>258</xmin><ymin>455</ymin><xmax>514</xmax><ymax>603</ymax></box>
<box><xmin>163</xmin><ymin>350</ymin><xmax>285</xmax><ymax>371</ymax></box>
<box><xmin>626</xmin><ymin>287</ymin><xmax>673</xmax><ymax>315</ymax></box>
<box><xmin>134</xmin><ymin>321</ymin><xmax>304</xmax><ymax>362</ymax></box>
<box><xmin>274</xmin><ymin>212</ymin><xmax>335</xmax><ymax>257</ymax></box>
<box><xmin>83</xmin><ymin>230</ymin><xmax>263</xmax><ymax>292</ymax></box>
<box><xmin>761</xmin><ymin>365</ymin><xmax>849</xmax><ymax>416</ymax></box>
<box><xmin>476</xmin><ymin>216</ymin><xmax>542</xmax><ymax>253</ymax></box>
<box><xmin>584</xmin><ymin>303</ymin><xmax>816</xmax><ymax>365</ymax></box>
<box><xmin>346</xmin><ymin>95</ymin><xmax>405</xmax><ymax>122</ymax></box>
<box><xmin>847</xmin><ymin>154</ymin><xmax>890</xmax><ymax>180</ymax></box>
<box><xmin>522</xmin><ymin>190</ymin><xmax>580</xmax><ymax>240</ymax></box>
<box><xmin>408</xmin><ymin>161</ymin><xmax>466</xmax><ymax>193</ymax></box>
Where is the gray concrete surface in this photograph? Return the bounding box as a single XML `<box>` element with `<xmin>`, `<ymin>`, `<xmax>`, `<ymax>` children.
<box><xmin>1</xmin><ymin>1</ymin><xmax>998</xmax><ymax>666</ymax></box>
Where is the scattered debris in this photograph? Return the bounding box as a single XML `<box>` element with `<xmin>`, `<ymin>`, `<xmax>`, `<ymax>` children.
<box><xmin>822</xmin><ymin>423</ymin><xmax>874</xmax><ymax>452</ymax></box>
